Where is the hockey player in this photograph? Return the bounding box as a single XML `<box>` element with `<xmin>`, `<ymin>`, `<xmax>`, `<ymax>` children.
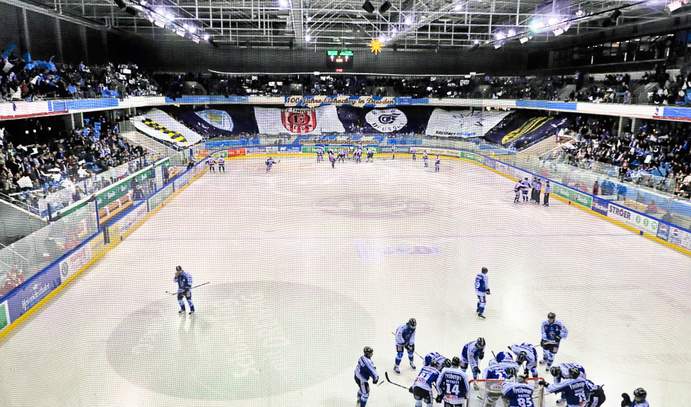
<box><xmin>621</xmin><ymin>388</ymin><xmax>648</xmax><ymax>407</ymax></box>
<box><xmin>502</xmin><ymin>375</ymin><xmax>536</xmax><ymax>407</ymax></box>
<box><xmin>540</xmin><ymin>312</ymin><xmax>569</xmax><ymax>368</ymax></box>
<box><xmin>475</xmin><ymin>267</ymin><xmax>490</xmax><ymax>319</ymax></box>
<box><xmin>520</xmin><ymin>177</ymin><xmax>530</xmax><ymax>203</ymax></box>
<box><xmin>460</xmin><ymin>337</ymin><xmax>486</xmax><ymax>380</ymax></box>
<box><xmin>549</xmin><ymin>363</ymin><xmax>585</xmax><ymax>384</ymax></box>
<box><xmin>354</xmin><ymin>346</ymin><xmax>379</xmax><ymax>407</ymax></box>
<box><xmin>217</xmin><ymin>156</ymin><xmax>226</xmax><ymax>173</ymax></box>
<box><xmin>316</xmin><ymin>147</ymin><xmax>324</xmax><ymax>162</ymax></box>
<box><xmin>435</xmin><ymin>356</ymin><xmax>470</xmax><ymax>407</ymax></box>
<box><xmin>412</xmin><ymin>149</ymin><xmax>417</xmax><ymax>161</ymax></box>
<box><xmin>265</xmin><ymin>157</ymin><xmax>277</xmax><ymax>172</ymax></box>
<box><xmin>207</xmin><ymin>157</ymin><xmax>216</xmax><ymax>172</ymax></box>
<box><xmin>338</xmin><ymin>149</ymin><xmax>346</xmax><ymax>163</ymax></box>
<box><xmin>478</xmin><ymin>352</ymin><xmax>520</xmax><ymax>406</ymax></box>
<box><xmin>355</xmin><ymin>148</ymin><xmax>363</xmax><ymax>163</ymax></box>
<box><xmin>540</xmin><ymin>367</ymin><xmax>591</xmax><ymax>407</ymax></box>
<box><xmin>174</xmin><ymin>265</ymin><xmax>195</xmax><ymax>315</ymax></box>
<box><xmin>410</xmin><ymin>359</ymin><xmax>440</xmax><ymax>407</ymax></box>
<box><xmin>513</xmin><ymin>180</ymin><xmax>523</xmax><ymax>204</ymax></box>
<box><xmin>366</xmin><ymin>148</ymin><xmax>374</xmax><ymax>162</ymax></box>
<box><xmin>425</xmin><ymin>352</ymin><xmax>450</xmax><ymax>370</ymax></box>
<box><xmin>434</xmin><ymin>156</ymin><xmax>440</xmax><ymax>173</ymax></box>
<box><xmin>394</xmin><ymin>318</ymin><xmax>417</xmax><ymax>374</ymax></box>
<box><xmin>585</xmin><ymin>379</ymin><xmax>606</xmax><ymax>407</ymax></box>
<box><xmin>508</xmin><ymin>343</ymin><xmax>539</xmax><ymax>378</ymax></box>
<box><xmin>423</xmin><ymin>150</ymin><xmax>429</xmax><ymax>167</ymax></box>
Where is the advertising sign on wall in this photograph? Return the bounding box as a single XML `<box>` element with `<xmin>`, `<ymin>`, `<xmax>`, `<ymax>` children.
<box><xmin>591</xmin><ymin>196</ymin><xmax>609</xmax><ymax>216</ymax></box>
<box><xmin>553</xmin><ymin>184</ymin><xmax>593</xmax><ymax>208</ymax></box>
<box><xmin>668</xmin><ymin>226</ymin><xmax>691</xmax><ymax>250</ymax></box>
<box><xmin>607</xmin><ymin>204</ymin><xmax>659</xmax><ymax>235</ymax></box>
<box><xmin>0</xmin><ymin>301</ymin><xmax>9</xmax><ymax>330</ymax></box>
<box><xmin>7</xmin><ymin>264</ymin><xmax>62</xmax><ymax>322</ymax></box>
<box><xmin>59</xmin><ymin>240</ymin><xmax>94</xmax><ymax>284</ymax></box>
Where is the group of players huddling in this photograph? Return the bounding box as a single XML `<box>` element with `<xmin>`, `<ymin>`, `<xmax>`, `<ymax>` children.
<box><xmin>354</xmin><ymin>267</ymin><xmax>649</xmax><ymax>407</ymax></box>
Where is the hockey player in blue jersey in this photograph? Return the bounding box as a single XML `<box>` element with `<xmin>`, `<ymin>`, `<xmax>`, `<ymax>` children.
<box><xmin>354</xmin><ymin>346</ymin><xmax>379</xmax><ymax>407</ymax></box>
<box><xmin>585</xmin><ymin>379</ymin><xmax>606</xmax><ymax>407</ymax></box>
<box><xmin>508</xmin><ymin>342</ymin><xmax>539</xmax><ymax>378</ymax></box>
<box><xmin>540</xmin><ymin>312</ymin><xmax>569</xmax><ymax>368</ymax></box>
<box><xmin>540</xmin><ymin>367</ymin><xmax>591</xmax><ymax>407</ymax></box>
<box><xmin>475</xmin><ymin>267</ymin><xmax>490</xmax><ymax>318</ymax></box>
<box><xmin>394</xmin><ymin>318</ymin><xmax>417</xmax><ymax>374</ymax></box>
<box><xmin>174</xmin><ymin>265</ymin><xmax>195</xmax><ymax>314</ymax></box>
<box><xmin>502</xmin><ymin>375</ymin><xmax>537</xmax><ymax>407</ymax></box>
<box><xmin>484</xmin><ymin>352</ymin><xmax>519</xmax><ymax>380</ymax></box>
<box><xmin>549</xmin><ymin>362</ymin><xmax>586</xmax><ymax>383</ymax></box>
<box><xmin>434</xmin><ymin>156</ymin><xmax>441</xmax><ymax>172</ymax></box>
<box><xmin>435</xmin><ymin>356</ymin><xmax>470</xmax><ymax>407</ymax></box>
<box><xmin>621</xmin><ymin>388</ymin><xmax>648</xmax><ymax>407</ymax></box>
<box><xmin>425</xmin><ymin>352</ymin><xmax>450</xmax><ymax>370</ymax></box>
<box><xmin>410</xmin><ymin>359</ymin><xmax>440</xmax><ymax>407</ymax></box>
<box><xmin>460</xmin><ymin>337</ymin><xmax>486</xmax><ymax>380</ymax></box>
<box><xmin>265</xmin><ymin>157</ymin><xmax>277</xmax><ymax>172</ymax></box>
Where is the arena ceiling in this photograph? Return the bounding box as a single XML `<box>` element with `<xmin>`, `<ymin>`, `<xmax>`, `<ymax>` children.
<box><xmin>4</xmin><ymin>0</ymin><xmax>685</xmax><ymax>49</ymax></box>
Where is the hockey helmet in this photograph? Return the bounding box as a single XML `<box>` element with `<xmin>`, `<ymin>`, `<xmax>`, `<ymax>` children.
<box><xmin>568</xmin><ymin>367</ymin><xmax>580</xmax><ymax>379</ymax></box>
<box><xmin>451</xmin><ymin>356</ymin><xmax>461</xmax><ymax>367</ymax></box>
<box><xmin>633</xmin><ymin>388</ymin><xmax>647</xmax><ymax>401</ymax></box>
<box><xmin>547</xmin><ymin>312</ymin><xmax>556</xmax><ymax>321</ymax></box>
<box><xmin>363</xmin><ymin>346</ymin><xmax>374</xmax><ymax>357</ymax></box>
<box><xmin>476</xmin><ymin>337</ymin><xmax>486</xmax><ymax>348</ymax></box>
<box><xmin>495</xmin><ymin>351</ymin><xmax>513</xmax><ymax>363</ymax></box>
<box><xmin>407</xmin><ymin>318</ymin><xmax>417</xmax><ymax>329</ymax></box>
<box><xmin>549</xmin><ymin>366</ymin><xmax>561</xmax><ymax>377</ymax></box>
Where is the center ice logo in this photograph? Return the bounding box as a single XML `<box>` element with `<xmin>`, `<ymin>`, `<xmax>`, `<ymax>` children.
<box><xmin>106</xmin><ymin>281</ymin><xmax>375</xmax><ymax>400</ymax></box>
<box><xmin>365</xmin><ymin>108</ymin><xmax>407</xmax><ymax>132</ymax></box>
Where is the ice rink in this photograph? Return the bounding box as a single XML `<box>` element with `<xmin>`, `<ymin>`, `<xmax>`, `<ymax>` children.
<box><xmin>1</xmin><ymin>156</ymin><xmax>690</xmax><ymax>407</ymax></box>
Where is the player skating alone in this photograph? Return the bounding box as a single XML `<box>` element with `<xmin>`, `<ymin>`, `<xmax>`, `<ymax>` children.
<box><xmin>540</xmin><ymin>367</ymin><xmax>591</xmax><ymax>407</ymax></box>
<box><xmin>434</xmin><ymin>156</ymin><xmax>440</xmax><ymax>172</ymax></box>
<box><xmin>328</xmin><ymin>151</ymin><xmax>336</xmax><ymax>168</ymax></box>
<box><xmin>540</xmin><ymin>312</ymin><xmax>569</xmax><ymax>368</ymax></box>
<box><xmin>502</xmin><ymin>374</ymin><xmax>537</xmax><ymax>407</ymax></box>
<box><xmin>265</xmin><ymin>157</ymin><xmax>277</xmax><ymax>172</ymax></box>
<box><xmin>460</xmin><ymin>337</ymin><xmax>486</xmax><ymax>380</ymax></box>
<box><xmin>174</xmin><ymin>265</ymin><xmax>195</xmax><ymax>315</ymax></box>
<box><xmin>394</xmin><ymin>318</ymin><xmax>417</xmax><ymax>374</ymax></box>
<box><xmin>475</xmin><ymin>267</ymin><xmax>490</xmax><ymax>318</ymax></box>
<box><xmin>410</xmin><ymin>359</ymin><xmax>440</xmax><ymax>407</ymax></box>
<box><xmin>423</xmin><ymin>150</ymin><xmax>429</xmax><ymax>167</ymax></box>
<box><xmin>435</xmin><ymin>356</ymin><xmax>470</xmax><ymax>407</ymax></box>
<box><xmin>508</xmin><ymin>343</ymin><xmax>539</xmax><ymax>378</ymax></box>
<box><xmin>316</xmin><ymin>147</ymin><xmax>324</xmax><ymax>162</ymax></box>
<box><xmin>621</xmin><ymin>388</ymin><xmax>648</xmax><ymax>407</ymax></box>
<box><xmin>412</xmin><ymin>149</ymin><xmax>417</xmax><ymax>161</ymax></box>
<box><xmin>354</xmin><ymin>346</ymin><xmax>379</xmax><ymax>407</ymax></box>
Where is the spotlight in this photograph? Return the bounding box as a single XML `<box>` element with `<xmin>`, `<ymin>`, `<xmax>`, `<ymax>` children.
<box><xmin>553</xmin><ymin>27</ymin><xmax>565</xmax><ymax>36</ymax></box>
<box><xmin>404</xmin><ymin>15</ymin><xmax>414</xmax><ymax>25</ymax></box>
<box><xmin>494</xmin><ymin>43</ymin><xmax>502</xmax><ymax>49</ymax></box>
<box><xmin>202</xmin><ymin>33</ymin><xmax>210</xmax><ymax>41</ymax></box>
<box><xmin>305</xmin><ymin>34</ymin><xmax>312</xmax><ymax>42</ymax></box>
<box><xmin>529</xmin><ymin>19</ymin><xmax>544</xmax><ymax>33</ymax></box>
<box><xmin>495</xmin><ymin>31</ymin><xmax>506</xmax><ymax>41</ymax></box>
<box><xmin>519</xmin><ymin>36</ymin><xmax>529</xmax><ymax>44</ymax></box>
<box><xmin>362</xmin><ymin>0</ymin><xmax>375</xmax><ymax>13</ymax></box>
<box><xmin>379</xmin><ymin>1</ymin><xmax>391</xmax><ymax>14</ymax></box>
<box><xmin>507</xmin><ymin>28</ymin><xmax>516</xmax><ymax>37</ymax></box>
<box><xmin>278</xmin><ymin>0</ymin><xmax>290</xmax><ymax>9</ymax></box>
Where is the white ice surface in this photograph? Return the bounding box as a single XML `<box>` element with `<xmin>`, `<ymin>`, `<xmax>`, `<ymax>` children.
<box><xmin>0</xmin><ymin>157</ymin><xmax>689</xmax><ymax>407</ymax></box>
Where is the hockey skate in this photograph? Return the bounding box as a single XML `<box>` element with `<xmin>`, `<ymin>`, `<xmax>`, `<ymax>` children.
<box><xmin>409</xmin><ymin>360</ymin><xmax>416</xmax><ymax>370</ymax></box>
<box><xmin>393</xmin><ymin>365</ymin><xmax>401</xmax><ymax>374</ymax></box>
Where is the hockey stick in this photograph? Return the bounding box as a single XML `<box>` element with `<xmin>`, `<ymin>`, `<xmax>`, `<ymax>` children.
<box><xmin>166</xmin><ymin>281</ymin><xmax>211</xmax><ymax>295</ymax></box>
<box><xmin>384</xmin><ymin>372</ymin><xmax>409</xmax><ymax>390</ymax></box>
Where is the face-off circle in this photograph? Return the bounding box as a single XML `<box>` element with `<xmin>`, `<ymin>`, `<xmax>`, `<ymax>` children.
<box><xmin>106</xmin><ymin>281</ymin><xmax>375</xmax><ymax>400</ymax></box>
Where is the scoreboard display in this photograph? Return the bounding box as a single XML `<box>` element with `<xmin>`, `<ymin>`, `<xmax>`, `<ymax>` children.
<box><xmin>326</xmin><ymin>49</ymin><xmax>354</xmax><ymax>71</ymax></box>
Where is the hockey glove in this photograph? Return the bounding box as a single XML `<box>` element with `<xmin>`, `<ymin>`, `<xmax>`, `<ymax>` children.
<box><xmin>555</xmin><ymin>335</ymin><xmax>561</xmax><ymax>342</ymax></box>
<box><xmin>485</xmin><ymin>289</ymin><xmax>491</xmax><ymax>295</ymax></box>
<box><xmin>621</xmin><ymin>393</ymin><xmax>632</xmax><ymax>407</ymax></box>
<box><xmin>435</xmin><ymin>395</ymin><xmax>443</xmax><ymax>403</ymax></box>
<box><xmin>405</xmin><ymin>344</ymin><xmax>415</xmax><ymax>353</ymax></box>
<box><xmin>373</xmin><ymin>378</ymin><xmax>378</xmax><ymax>385</ymax></box>
<box><xmin>408</xmin><ymin>386</ymin><xmax>414</xmax><ymax>394</ymax></box>
<box><xmin>538</xmin><ymin>380</ymin><xmax>548</xmax><ymax>387</ymax></box>
<box><xmin>472</xmin><ymin>367</ymin><xmax>481</xmax><ymax>376</ymax></box>
<box><xmin>478</xmin><ymin>351</ymin><xmax>485</xmax><ymax>360</ymax></box>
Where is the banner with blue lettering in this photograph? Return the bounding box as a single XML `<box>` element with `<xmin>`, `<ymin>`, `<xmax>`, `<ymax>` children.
<box><xmin>6</xmin><ymin>264</ymin><xmax>62</xmax><ymax>322</ymax></box>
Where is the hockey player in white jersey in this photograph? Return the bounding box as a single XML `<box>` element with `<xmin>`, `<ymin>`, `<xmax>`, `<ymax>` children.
<box><xmin>475</xmin><ymin>267</ymin><xmax>490</xmax><ymax>319</ymax></box>
<box><xmin>549</xmin><ymin>362</ymin><xmax>586</xmax><ymax>383</ymax></box>
<box><xmin>621</xmin><ymin>388</ymin><xmax>649</xmax><ymax>407</ymax></box>
<box><xmin>394</xmin><ymin>318</ymin><xmax>417</xmax><ymax>374</ymax></box>
<box><xmin>540</xmin><ymin>367</ymin><xmax>591</xmax><ymax>407</ymax></box>
<box><xmin>460</xmin><ymin>337</ymin><xmax>486</xmax><ymax>380</ymax></box>
<box><xmin>354</xmin><ymin>346</ymin><xmax>379</xmax><ymax>407</ymax></box>
<box><xmin>479</xmin><ymin>352</ymin><xmax>520</xmax><ymax>407</ymax></box>
<box><xmin>513</xmin><ymin>180</ymin><xmax>523</xmax><ymax>204</ymax></box>
<box><xmin>520</xmin><ymin>178</ymin><xmax>530</xmax><ymax>203</ymax></box>
<box><xmin>410</xmin><ymin>360</ymin><xmax>440</xmax><ymax>407</ymax></box>
<box><xmin>508</xmin><ymin>343</ymin><xmax>539</xmax><ymax>378</ymax></box>
<box><xmin>435</xmin><ymin>356</ymin><xmax>470</xmax><ymax>407</ymax></box>
<box><xmin>540</xmin><ymin>312</ymin><xmax>569</xmax><ymax>368</ymax></box>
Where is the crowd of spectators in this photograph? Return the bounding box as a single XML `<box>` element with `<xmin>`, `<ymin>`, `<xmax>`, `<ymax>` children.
<box><xmin>557</xmin><ymin>116</ymin><xmax>690</xmax><ymax>198</ymax></box>
<box><xmin>1</xmin><ymin>47</ymin><xmax>159</xmax><ymax>102</ymax></box>
<box><xmin>0</xmin><ymin>117</ymin><xmax>147</xmax><ymax>206</ymax></box>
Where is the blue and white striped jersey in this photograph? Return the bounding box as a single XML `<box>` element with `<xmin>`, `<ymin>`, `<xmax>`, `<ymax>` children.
<box><xmin>502</xmin><ymin>382</ymin><xmax>536</xmax><ymax>407</ymax></box>
<box><xmin>542</xmin><ymin>320</ymin><xmax>569</xmax><ymax>342</ymax></box>
<box><xmin>354</xmin><ymin>355</ymin><xmax>379</xmax><ymax>382</ymax></box>
<box><xmin>395</xmin><ymin>323</ymin><xmax>416</xmax><ymax>346</ymax></box>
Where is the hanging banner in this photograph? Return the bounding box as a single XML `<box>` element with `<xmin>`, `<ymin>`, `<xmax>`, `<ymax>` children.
<box><xmin>254</xmin><ymin>105</ymin><xmax>345</xmax><ymax>135</ymax></box>
<box><xmin>425</xmin><ymin>109</ymin><xmax>510</xmax><ymax>138</ymax></box>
